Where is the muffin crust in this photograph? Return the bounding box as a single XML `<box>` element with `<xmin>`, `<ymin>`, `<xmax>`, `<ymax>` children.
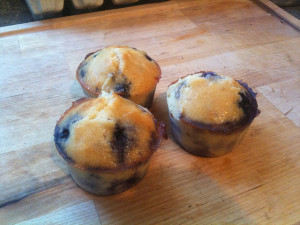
<box><xmin>167</xmin><ymin>72</ymin><xmax>259</xmax><ymax>157</ymax></box>
<box><xmin>54</xmin><ymin>92</ymin><xmax>161</xmax><ymax>172</ymax></box>
<box><xmin>77</xmin><ymin>46</ymin><xmax>161</xmax><ymax>107</ymax></box>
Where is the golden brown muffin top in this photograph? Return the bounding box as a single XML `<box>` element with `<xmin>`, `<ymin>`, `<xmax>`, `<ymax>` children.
<box><xmin>54</xmin><ymin>92</ymin><xmax>161</xmax><ymax>172</ymax></box>
<box><xmin>77</xmin><ymin>46</ymin><xmax>161</xmax><ymax>98</ymax></box>
<box><xmin>167</xmin><ymin>72</ymin><xmax>246</xmax><ymax>125</ymax></box>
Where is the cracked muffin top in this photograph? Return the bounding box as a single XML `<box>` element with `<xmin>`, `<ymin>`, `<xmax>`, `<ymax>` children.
<box><xmin>77</xmin><ymin>46</ymin><xmax>161</xmax><ymax>99</ymax></box>
<box><xmin>167</xmin><ymin>72</ymin><xmax>259</xmax><ymax>132</ymax></box>
<box><xmin>54</xmin><ymin>92</ymin><xmax>163</xmax><ymax>172</ymax></box>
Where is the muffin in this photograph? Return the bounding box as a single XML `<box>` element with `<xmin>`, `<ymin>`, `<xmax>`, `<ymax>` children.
<box><xmin>76</xmin><ymin>46</ymin><xmax>161</xmax><ymax>108</ymax></box>
<box><xmin>54</xmin><ymin>92</ymin><xmax>165</xmax><ymax>195</ymax></box>
<box><xmin>167</xmin><ymin>71</ymin><xmax>260</xmax><ymax>157</ymax></box>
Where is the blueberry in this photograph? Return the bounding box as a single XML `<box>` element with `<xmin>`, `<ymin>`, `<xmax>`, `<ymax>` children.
<box><xmin>60</xmin><ymin>128</ymin><xmax>69</xmax><ymax>139</ymax></box>
<box><xmin>236</xmin><ymin>80</ymin><xmax>257</xmax><ymax>99</ymax></box>
<box><xmin>236</xmin><ymin>80</ymin><xmax>260</xmax><ymax>122</ymax></box>
<box><xmin>93</xmin><ymin>51</ymin><xmax>100</xmax><ymax>58</ymax></box>
<box><xmin>201</xmin><ymin>71</ymin><xmax>221</xmax><ymax>79</ymax></box>
<box><xmin>175</xmin><ymin>81</ymin><xmax>186</xmax><ymax>99</ymax></box>
<box><xmin>79</xmin><ymin>61</ymin><xmax>89</xmax><ymax>79</ymax></box>
<box><xmin>54</xmin><ymin>114</ymin><xmax>82</xmax><ymax>163</ymax></box>
<box><xmin>114</xmin><ymin>82</ymin><xmax>131</xmax><ymax>98</ymax></box>
<box><xmin>111</xmin><ymin>123</ymin><xmax>136</xmax><ymax>163</ymax></box>
<box><xmin>79</xmin><ymin>68</ymin><xmax>86</xmax><ymax>78</ymax></box>
<box><xmin>238</xmin><ymin>92</ymin><xmax>251</xmax><ymax>112</ymax></box>
<box><xmin>85</xmin><ymin>53</ymin><xmax>92</xmax><ymax>59</ymax></box>
<box><xmin>145</xmin><ymin>54</ymin><xmax>153</xmax><ymax>61</ymax></box>
<box><xmin>238</xmin><ymin>91</ymin><xmax>259</xmax><ymax>124</ymax></box>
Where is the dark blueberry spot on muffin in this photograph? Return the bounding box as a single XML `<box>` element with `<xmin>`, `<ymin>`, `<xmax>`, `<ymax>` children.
<box><xmin>54</xmin><ymin>126</ymin><xmax>63</xmax><ymax>143</ymax></box>
<box><xmin>85</xmin><ymin>51</ymin><xmax>96</xmax><ymax>59</ymax></box>
<box><xmin>79</xmin><ymin>68</ymin><xmax>86</xmax><ymax>78</ymax></box>
<box><xmin>238</xmin><ymin>90</ymin><xmax>260</xmax><ymax>125</ymax></box>
<box><xmin>111</xmin><ymin>124</ymin><xmax>136</xmax><ymax>163</ymax></box>
<box><xmin>60</xmin><ymin>128</ymin><xmax>70</xmax><ymax>139</ymax></box>
<box><xmin>175</xmin><ymin>81</ymin><xmax>186</xmax><ymax>99</ymax></box>
<box><xmin>114</xmin><ymin>82</ymin><xmax>131</xmax><ymax>98</ymax></box>
<box><xmin>78</xmin><ymin>60</ymin><xmax>90</xmax><ymax>79</ymax></box>
<box><xmin>131</xmin><ymin>47</ymin><xmax>138</xmax><ymax>50</ymax></box>
<box><xmin>78</xmin><ymin>61</ymin><xmax>89</xmax><ymax>78</ymax></box>
<box><xmin>237</xmin><ymin>80</ymin><xmax>260</xmax><ymax>120</ymax></box>
<box><xmin>69</xmin><ymin>114</ymin><xmax>82</xmax><ymax>125</ymax></box>
<box><xmin>200</xmin><ymin>71</ymin><xmax>221</xmax><ymax>79</ymax></box>
<box><xmin>95</xmin><ymin>86</ymin><xmax>100</xmax><ymax>93</ymax></box>
<box><xmin>54</xmin><ymin>129</ymin><xmax>74</xmax><ymax>163</ymax></box>
<box><xmin>145</xmin><ymin>54</ymin><xmax>153</xmax><ymax>61</ymax></box>
<box><xmin>112</xmin><ymin>125</ymin><xmax>126</xmax><ymax>158</ymax></box>
<box><xmin>93</xmin><ymin>51</ymin><xmax>101</xmax><ymax>58</ymax></box>
<box><xmin>54</xmin><ymin>114</ymin><xmax>82</xmax><ymax>163</ymax></box>
<box><xmin>237</xmin><ymin>80</ymin><xmax>257</xmax><ymax>99</ymax></box>
<box><xmin>238</xmin><ymin>92</ymin><xmax>252</xmax><ymax>115</ymax></box>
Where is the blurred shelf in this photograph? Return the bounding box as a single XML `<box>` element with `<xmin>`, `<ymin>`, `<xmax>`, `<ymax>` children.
<box><xmin>0</xmin><ymin>0</ymin><xmax>168</xmax><ymax>27</ymax></box>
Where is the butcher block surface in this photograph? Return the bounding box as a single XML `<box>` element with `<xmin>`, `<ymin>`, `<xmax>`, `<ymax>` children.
<box><xmin>1</xmin><ymin>0</ymin><xmax>300</xmax><ymax>224</ymax></box>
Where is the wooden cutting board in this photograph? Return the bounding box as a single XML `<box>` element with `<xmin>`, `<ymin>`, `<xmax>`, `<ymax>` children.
<box><xmin>1</xmin><ymin>0</ymin><xmax>300</xmax><ymax>224</ymax></box>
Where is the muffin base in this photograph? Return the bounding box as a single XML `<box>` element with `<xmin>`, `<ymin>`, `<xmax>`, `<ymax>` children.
<box><xmin>67</xmin><ymin>161</ymin><xmax>150</xmax><ymax>196</ymax></box>
<box><xmin>169</xmin><ymin>115</ymin><xmax>249</xmax><ymax>157</ymax></box>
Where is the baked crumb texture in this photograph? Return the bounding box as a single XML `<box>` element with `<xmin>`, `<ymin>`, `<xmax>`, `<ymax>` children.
<box><xmin>77</xmin><ymin>46</ymin><xmax>161</xmax><ymax>108</ymax></box>
<box><xmin>54</xmin><ymin>92</ymin><xmax>163</xmax><ymax>195</ymax></box>
<box><xmin>167</xmin><ymin>72</ymin><xmax>259</xmax><ymax>157</ymax></box>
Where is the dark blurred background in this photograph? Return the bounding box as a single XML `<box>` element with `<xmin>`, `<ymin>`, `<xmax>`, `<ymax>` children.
<box><xmin>0</xmin><ymin>0</ymin><xmax>168</xmax><ymax>27</ymax></box>
<box><xmin>0</xmin><ymin>0</ymin><xmax>299</xmax><ymax>27</ymax></box>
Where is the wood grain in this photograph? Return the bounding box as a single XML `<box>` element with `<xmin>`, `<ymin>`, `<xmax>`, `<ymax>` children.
<box><xmin>258</xmin><ymin>77</ymin><xmax>300</xmax><ymax>127</ymax></box>
<box><xmin>16</xmin><ymin>201</ymin><xmax>101</xmax><ymax>225</ymax></box>
<box><xmin>1</xmin><ymin>0</ymin><xmax>300</xmax><ymax>224</ymax></box>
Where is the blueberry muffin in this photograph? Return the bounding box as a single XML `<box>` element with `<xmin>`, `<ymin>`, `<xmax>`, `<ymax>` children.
<box><xmin>54</xmin><ymin>92</ymin><xmax>165</xmax><ymax>195</ymax></box>
<box><xmin>76</xmin><ymin>46</ymin><xmax>161</xmax><ymax>108</ymax></box>
<box><xmin>167</xmin><ymin>72</ymin><xmax>260</xmax><ymax>157</ymax></box>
